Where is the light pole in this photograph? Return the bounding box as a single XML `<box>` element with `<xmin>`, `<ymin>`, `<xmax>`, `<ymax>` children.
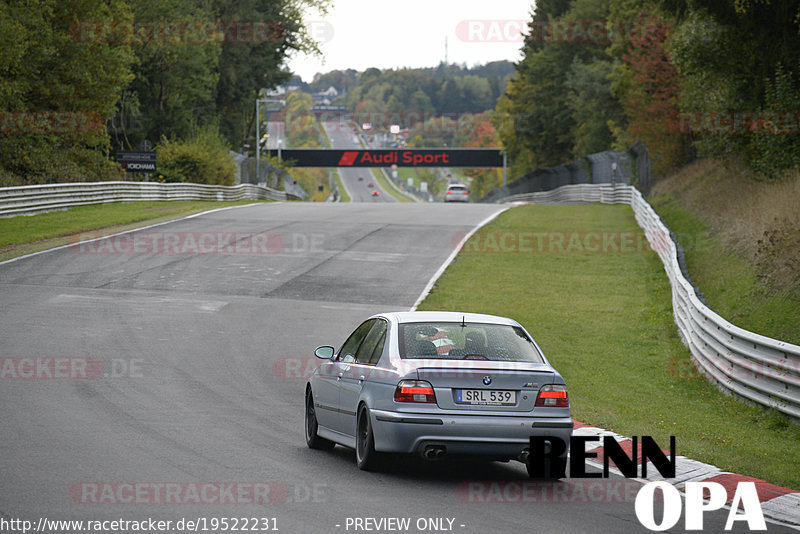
<box><xmin>255</xmin><ymin>98</ymin><xmax>285</xmax><ymax>186</ymax></box>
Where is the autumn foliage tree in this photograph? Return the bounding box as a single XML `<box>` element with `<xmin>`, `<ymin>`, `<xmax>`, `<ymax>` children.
<box><xmin>457</xmin><ymin>113</ymin><xmax>503</xmax><ymax>197</ymax></box>
<box><xmin>611</xmin><ymin>10</ymin><xmax>688</xmax><ymax>174</ymax></box>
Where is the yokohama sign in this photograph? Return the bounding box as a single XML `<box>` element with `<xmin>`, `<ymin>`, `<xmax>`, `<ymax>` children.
<box><xmin>267</xmin><ymin>149</ymin><xmax>504</xmax><ymax>167</ymax></box>
<box><xmin>116</xmin><ymin>151</ymin><xmax>157</xmax><ymax>173</ymax></box>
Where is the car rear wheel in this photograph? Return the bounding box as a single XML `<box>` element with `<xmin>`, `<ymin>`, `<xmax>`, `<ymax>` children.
<box><xmin>305</xmin><ymin>389</ymin><xmax>335</xmax><ymax>450</ymax></box>
<box><xmin>355</xmin><ymin>406</ymin><xmax>380</xmax><ymax>471</ymax></box>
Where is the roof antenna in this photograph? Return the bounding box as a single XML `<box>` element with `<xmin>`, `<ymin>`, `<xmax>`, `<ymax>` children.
<box><xmin>461</xmin><ymin>315</ymin><xmax>466</xmax><ymax>328</ymax></box>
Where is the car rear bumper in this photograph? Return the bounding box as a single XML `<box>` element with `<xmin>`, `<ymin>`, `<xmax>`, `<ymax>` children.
<box><xmin>369</xmin><ymin>408</ymin><xmax>573</xmax><ymax>458</ymax></box>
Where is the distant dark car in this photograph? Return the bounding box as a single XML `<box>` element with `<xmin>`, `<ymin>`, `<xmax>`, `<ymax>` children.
<box><xmin>358</xmin><ymin>176</ymin><xmax>364</xmax><ymax>181</ymax></box>
<box><xmin>367</xmin><ymin>182</ymin><xmax>374</xmax><ymax>188</ymax></box>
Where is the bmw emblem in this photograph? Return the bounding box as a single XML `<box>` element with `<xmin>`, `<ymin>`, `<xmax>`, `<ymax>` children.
<box><xmin>482</xmin><ymin>376</ymin><xmax>492</xmax><ymax>385</ymax></box>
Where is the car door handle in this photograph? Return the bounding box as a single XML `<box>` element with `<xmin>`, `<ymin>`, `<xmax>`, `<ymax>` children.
<box><xmin>337</xmin><ymin>372</ymin><xmax>344</xmax><ymax>380</ymax></box>
<box><xmin>359</xmin><ymin>375</ymin><xmax>365</xmax><ymax>382</ymax></box>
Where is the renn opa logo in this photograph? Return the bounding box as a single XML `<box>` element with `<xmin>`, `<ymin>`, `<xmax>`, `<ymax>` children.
<box><xmin>529</xmin><ymin>435</ymin><xmax>766</xmax><ymax>531</ymax></box>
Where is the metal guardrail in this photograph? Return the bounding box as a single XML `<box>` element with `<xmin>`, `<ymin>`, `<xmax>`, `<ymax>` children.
<box><xmin>480</xmin><ymin>142</ymin><xmax>650</xmax><ymax>204</ymax></box>
<box><xmin>503</xmin><ymin>183</ymin><xmax>800</xmax><ymax>420</ymax></box>
<box><xmin>0</xmin><ymin>181</ymin><xmax>300</xmax><ymax>217</ymax></box>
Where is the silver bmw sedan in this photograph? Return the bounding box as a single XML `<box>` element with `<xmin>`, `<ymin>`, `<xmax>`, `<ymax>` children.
<box><xmin>305</xmin><ymin>311</ymin><xmax>573</xmax><ymax>477</ymax></box>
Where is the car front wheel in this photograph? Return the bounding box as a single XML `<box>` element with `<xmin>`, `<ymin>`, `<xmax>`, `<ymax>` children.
<box><xmin>355</xmin><ymin>405</ymin><xmax>380</xmax><ymax>470</ymax></box>
<box><xmin>305</xmin><ymin>389</ymin><xmax>335</xmax><ymax>450</ymax></box>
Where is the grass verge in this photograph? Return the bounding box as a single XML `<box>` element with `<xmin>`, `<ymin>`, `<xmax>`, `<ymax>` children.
<box><xmin>397</xmin><ymin>167</ymin><xmax>419</xmax><ymax>188</ymax></box>
<box><xmin>0</xmin><ymin>200</ymin><xmax>265</xmax><ymax>262</ymax></box>
<box><xmin>649</xmin><ymin>196</ymin><xmax>800</xmax><ymax>345</ymax></box>
<box><xmin>334</xmin><ymin>171</ymin><xmax>351</xmax><ymax>202</ymax></box>
<box><xmin>369</xmin><ymin>169</ymin><xmax>414</xmax><ymax>202</ymax></box>
<box><xmin>417</xmin><ymin>203</ymin><xmax>800</xmax><ymax>490</ymax></box>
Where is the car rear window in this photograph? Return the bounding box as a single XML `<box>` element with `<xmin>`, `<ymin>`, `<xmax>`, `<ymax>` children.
<box><xmin>398</xmin><ymin>322</ymin><xmax>544</xmax><ymax>363</ymax></box>
<box><xmin>447</xmin><ymin>186</ymin><xmax>466</xmax><ymax>192</ymax></box>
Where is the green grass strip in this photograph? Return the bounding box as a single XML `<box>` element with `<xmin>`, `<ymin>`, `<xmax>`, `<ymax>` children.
<box><xmin>418</xmin><ymin>203</ymin><xmax>800</xmax><ymax>490</ymax></box>
<box><xmin>334</xmin><ymin>171</ymin><xmax>351</xmax><ymax>202</ymax></box>
<box><xmin>0</xmin><ymin>200</ymin><xmax>266</xmax><ymax>262</ymax></box>
<box><xmin>369</xmin><ymin>169</ymin><xmax>414</xmax><ymax>202</ymax></box>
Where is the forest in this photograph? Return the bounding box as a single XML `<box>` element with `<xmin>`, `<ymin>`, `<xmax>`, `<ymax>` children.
<box><xmin>3</xmin><ymin>0</ymin><xmax>799</xmax><ymax>189</ymax></box>
<box><xmin>0</xmin><ymin>0</ymin><xmax>326</xmax><ymax>186</ymax></box>
<box><xmin>494</xmin><ymin>0</ymin><xmax>800</xmax><ymax>179</ymax></box>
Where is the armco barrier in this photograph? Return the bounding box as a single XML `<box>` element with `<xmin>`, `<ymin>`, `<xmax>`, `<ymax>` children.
<box><xmin>480</xmin><ymin>142</ymin><xmax>650</xmax><ymax>204</ymax></box>
<box><xmin>504</xmin><ymin>183</ymin><xmax>800</xmax><ymax>420</ymax></box>
<box><xmin>0</xmin><ymin>181</ymin><xmax>300</xmax><ymax>217</ymax></box>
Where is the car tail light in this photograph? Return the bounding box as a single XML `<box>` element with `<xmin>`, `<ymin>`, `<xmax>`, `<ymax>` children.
<box><xmin>463</xmin><ymin>191</ymin><xmax>468</xmax><ymax>195</ymax></box>
<box><xmin>535</xmin><ymin>384</ymin><xmax>568</xmax><ymax>407</ymax></box>
<box><xmin>394</xmin><ymin>380</ymin><xmax>436</xmax><ymax>403</ymax></box>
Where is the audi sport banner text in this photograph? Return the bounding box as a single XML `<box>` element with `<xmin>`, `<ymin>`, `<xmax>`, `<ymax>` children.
<box><xmin>267</xmin><ymin>149</ymin><xmax>504</xmax><ymax>168</ymax></box>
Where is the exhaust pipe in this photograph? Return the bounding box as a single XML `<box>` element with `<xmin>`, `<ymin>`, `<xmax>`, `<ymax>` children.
<box><xmin>421</xmin><ymin>445</ymin><xmax>446</xmax><ymax>460</ymax></box>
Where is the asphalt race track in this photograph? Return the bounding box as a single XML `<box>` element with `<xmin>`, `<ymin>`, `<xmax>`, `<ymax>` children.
<box><xmin>323</xmin><ymin>121</ymin><xmax>397</xmax><ymax>203</ymax></box>
<box><xmin>1</xmin><ymin>202</ymin><xmax>794</xmax><ymax>533</ymax></box>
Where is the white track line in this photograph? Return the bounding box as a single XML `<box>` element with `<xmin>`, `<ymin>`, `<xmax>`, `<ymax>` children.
<box><xmin>410</xmin><ymin>206</ymin><xmax>510</xmax><ymax>311</ymax></box>
<box><xmin>0</xmin><ymin>203</ymin><xmax>266</xmax><ymax>266</ymax></box>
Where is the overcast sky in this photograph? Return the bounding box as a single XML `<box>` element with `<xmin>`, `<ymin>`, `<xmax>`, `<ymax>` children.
<box><xmin>287</xmin><ymin>0</ymin><xmax>535</xmax><ymax>82</ymax></box>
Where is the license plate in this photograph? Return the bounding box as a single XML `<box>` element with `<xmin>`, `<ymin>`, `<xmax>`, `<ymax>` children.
<box><xmin>455</xmin><ymin>389</ymin><xmax>516</xmax><ymax>406</ymax></box>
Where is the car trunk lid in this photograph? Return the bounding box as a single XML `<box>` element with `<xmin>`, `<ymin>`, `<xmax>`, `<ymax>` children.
<box><xmin>416</xmin><ymin>365</ymin><xmax>554</xmax><ymax>412</ymax></box>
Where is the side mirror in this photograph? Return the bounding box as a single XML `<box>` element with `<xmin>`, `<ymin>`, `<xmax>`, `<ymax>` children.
<box><xmin>314</xmin><ymin>345</ymin><xmax>335</xmax><ymax>359</ymax></box>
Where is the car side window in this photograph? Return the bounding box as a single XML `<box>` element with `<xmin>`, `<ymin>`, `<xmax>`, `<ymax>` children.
<box><xmin>356</xmin><ymin>319</ymin><xmax>387</xmax><ymax>365</ymax></box>
<box><xmin>368</xmin><ymin>331</ymin><xmax>387</xmax><ymax>365</ymax></box>
<box><xmin>338</xmin><ymin>319</ymin><xmax>375</xmax><ymax>363</ymax></box>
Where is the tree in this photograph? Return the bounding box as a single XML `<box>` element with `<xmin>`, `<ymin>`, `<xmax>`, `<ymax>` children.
<box><xmin>457</xmin><ymin>112</ymin><xmax>503</xmax><ymax>197</ymax></box>
<box><xmin>212</xmin><ymin>0</ymin><xmax>330</xmax><ymax>151</ymax></box>
<box><xmin>609</xmin><ymin>8</ymin><xmax>687</xmax><ymax>174</ymax></box>
<box><xmin>566</xmin><ymin>57</ymin><xmax>624</xmax><ymax>158</ymax></box>
<box><xmin>494</xmin><ymin>0</ymin><xmax>617</xmax><ymax>175</ymax></box>
<box><xmin>0</xmin><ymin>0</ymin><xmax>135</xmax><ymax>185</ymax></box>
<box><xmin>664</xmin><ymin>0</ymin><xmax>800</xmax><ymax>175</ymax></box>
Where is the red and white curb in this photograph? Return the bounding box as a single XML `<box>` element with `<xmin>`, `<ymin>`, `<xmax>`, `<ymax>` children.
<box><xmin>573</xmin><ymin>420</ymin><xmax>800</xmax><ymax>527</ymax></box>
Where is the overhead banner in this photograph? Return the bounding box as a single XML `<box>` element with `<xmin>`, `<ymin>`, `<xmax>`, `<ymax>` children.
<box><xmin>267</xmin><ymin>149</ymin><xmax>504</xmax><ymax>168</ymax></box>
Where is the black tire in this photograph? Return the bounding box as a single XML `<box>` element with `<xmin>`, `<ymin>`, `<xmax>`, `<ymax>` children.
<box><xmin>355</xmin><ymin>405</ymin><xmax>380</xmax><ymax>471</ymax></box>
<box><xmin>305</xmin><ymin>389</ymin><xmax>335</xmax><ymax>450</ymax></box>
<box><xmin>526</xmin><ymin>454</ymin><xmax>567</xmax><ymax>479</ymax></box>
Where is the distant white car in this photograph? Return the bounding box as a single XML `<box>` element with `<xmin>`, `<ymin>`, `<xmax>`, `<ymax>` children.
<box><xmin>444</xmin><ymin>184</ymin><xmax>469</xmax><ymax>202</ymax></box>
